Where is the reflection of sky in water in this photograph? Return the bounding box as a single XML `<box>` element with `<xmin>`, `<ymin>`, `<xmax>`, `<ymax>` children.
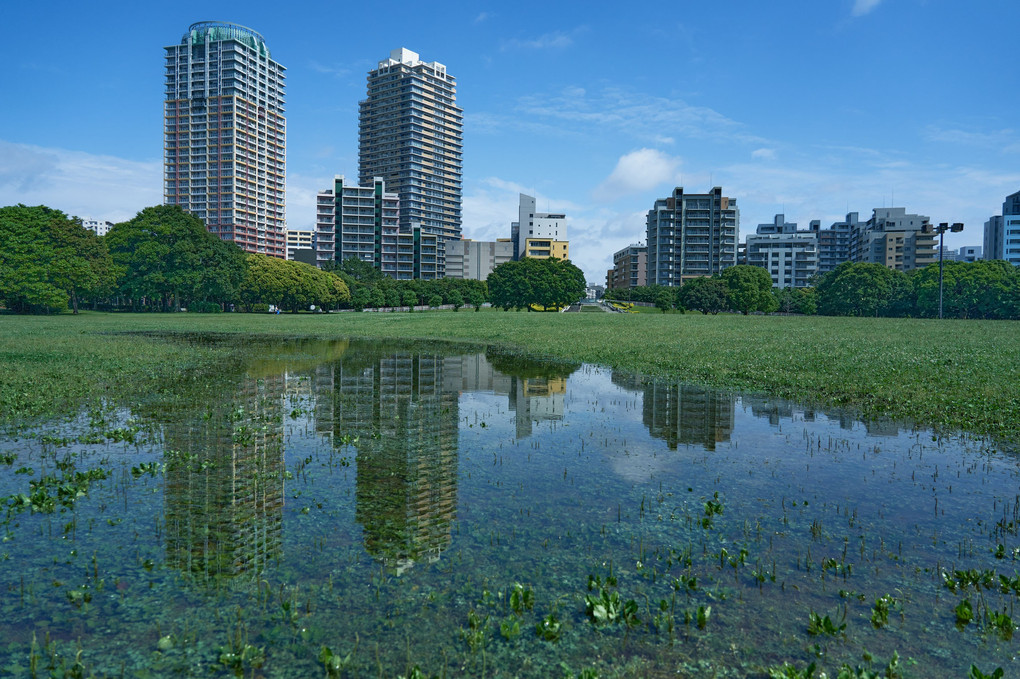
<box><xmin>1</xmin><ymin>340</ymin><xmax>1016</xmax><ymax>678</ymax></box>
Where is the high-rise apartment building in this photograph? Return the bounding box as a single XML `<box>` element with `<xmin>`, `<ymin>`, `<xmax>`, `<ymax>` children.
<box><xmin>984</xmin><ymin>216</ymin><xmax>1004</xmax><ymax>261</ymax></box>
<box><xmin>645</xmin><ymin>187</ymin><xmax>739</xmax><ymax>286</ymax></box>
<box><xmin>359</xmin><ymin>48</ymin><xmax>462</xmax><ymax>273</ymax></box>
<box><xmin>164</xmin><ymin>22</ymin><xmax>286</xmax><ymax>257</ymax></box>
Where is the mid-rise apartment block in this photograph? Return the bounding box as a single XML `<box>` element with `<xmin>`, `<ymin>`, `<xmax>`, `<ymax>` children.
<box><xmin>1003</xmin><ymin>190</ymin><xmax>1020</xmax><ymax>266</ymax></box>
<box><xmin>811</xmin><ymin>213</ymin><xmax>859</xmax><ymax>275</ymax></box>
<box><xmin>315</xmin><ymin>176</ymin><xmax>438</xmax><ymax>279</ymax></box>
<box><xmin>164</xmin><ymin>22</ymin><xmax>287</xmax><ymax>257</ymax></box>
<box><xmin>984</xmin><ymin>216</ymin><xmax>1004</xmax><ymax>260</ymax></box>
<box><xmin>607</xmin><ymin>244</ymin><xmax>647</xmax><ymax>290</ymax></box>
<box><xmin>286</xmin><ymin>229</ymin><xmax>313</xmax><ymax>260</ymax></box>
<box><xmin>744</xmin><ymin>214</ymin><xmax>818</xmax><ymax>288</ymax></box>
<box><xmin>445</xmin><ymin>239</ymin><xmax>513</xmax><ymax>280</ymax></box>
<box><xmin>81</xmin><ymin>218</ymin><xmax>113</xmax><ymax>237</ymax></box>
<box><xmin>646</xmin><ymin>187</ymin><xmax>738</xmax><ymax>286</ymax></box>
<box><xmin>359</xmin><ymin>48</ymin><xmax>462</xmax><ymax>274</ymax></box>
<box><xmin>853</xmin><ymin>207</ymin><xmax>936</xmax><ymax>272</ymax></box>
<box><xmin>511</xmin><ymin>194</ymin><xmax>569</xmax><ymax>261</ymax></box>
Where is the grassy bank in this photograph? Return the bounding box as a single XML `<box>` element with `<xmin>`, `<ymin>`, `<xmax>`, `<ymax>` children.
<box><xmin>2</xmin><ymin>310</ymin><xmax>1018</xmax><ymax>443</ymax></box>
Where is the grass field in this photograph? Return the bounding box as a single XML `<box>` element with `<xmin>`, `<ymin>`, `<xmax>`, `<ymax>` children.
<box><xmin>2</xmin><ymin>310</ymin><xmax>1018</xmax><ymax>443</ymax></box>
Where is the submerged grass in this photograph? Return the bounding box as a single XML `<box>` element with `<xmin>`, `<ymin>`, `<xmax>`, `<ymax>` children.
<box><xmin>2</xmin><ymin>310</ymin><xmax>1018</xmax><ymax>442</ymax></box>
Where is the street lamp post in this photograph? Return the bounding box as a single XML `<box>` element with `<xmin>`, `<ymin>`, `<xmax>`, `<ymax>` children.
<box><xmin>923</xmin><ymin>221</ymin><xmax>964</xmax><ymax>319</ymax></box>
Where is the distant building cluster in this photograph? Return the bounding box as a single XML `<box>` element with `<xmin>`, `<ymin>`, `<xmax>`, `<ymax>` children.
<box><xmin>157</xmin><ymin>21</ymin><xmax>1014</xmax><ymax>288</ymax></box>
<box><xmin>606</xmin><ymin>188</ymin><xmax>1016</xmax><ymax>291</ymax></box>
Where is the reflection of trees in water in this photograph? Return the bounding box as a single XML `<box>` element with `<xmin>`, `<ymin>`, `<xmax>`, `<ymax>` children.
<box><xmin>162</xmin><ymin>374</ymin><xmax>285</xmax><ymax>584</ymax></box>
<box><xmin>616</xmin><ymin>376</ymin><xmax>735</xmax><ymax>452</ymax></box>
<box><xmin>326</xmin><ymin>350</ymin><xmax>460</xmax><ymax>574</ymax></box>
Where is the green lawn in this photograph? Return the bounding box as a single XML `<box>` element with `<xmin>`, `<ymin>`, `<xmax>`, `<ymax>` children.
<box><xmin>2</xmin><ymin>310</ymin><xmax>1018</xmax><ymax>443</ymax></box>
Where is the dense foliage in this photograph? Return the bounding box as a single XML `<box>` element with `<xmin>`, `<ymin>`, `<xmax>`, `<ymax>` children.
<box><xmin>105</xmin><ymin>205</ymin><xmax>247</xmax><ymax>311</ymax></box>
<box><xmin>0</xmin><ymin>205</ymin><xmax>114</xmax><ymax>313</ymax></box>
<box><xmin>487</xmin><ymin>258</ymin><xmax>587</xmax><ymax>311</ymax></box>
<box><xmin>238</xmin><ymin>254</ymin><xmax>350</xmax><ymax>312</ymax></box>
<box><xmin>815</xmin><ymin>260</ymin><xmax>1020</xmax><ymax>319</ymax></box>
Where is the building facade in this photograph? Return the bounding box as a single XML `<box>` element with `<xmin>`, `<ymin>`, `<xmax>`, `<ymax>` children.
<box><xmin>285</xmin><ymin>229</ymin><xmax>313</xmax><ymax>260</ymax></box>
<box><xmin>607</xmin><ymin>244</ymin><xmax>647</xmax><ymax>290</ymax></box>
<box><xmin>1003</xmin><ymin>190</ymin><xmax>1020</xmax><ymax>266</ymax></box>
<box><xmin>744</xmin><ymin>214</ymin><xmax>818</xmax><ymax>288</ymax></box>
<box><xmin>359</xmin><ymin>48</ymin><xmax>462</xmax><ymax>274</ymax></box>
<box><xmin>164</xmin><ymin>22</ymin><xmax>287</xmax><ymax>257</ymax></box>
<box><xmin>853</xmin><ymin>207</ymin><xmax>936</xmax><ymax>272</ymax></box>
<box><xmin>984</xmin><ymin>216</ymin><xmax>1004</xmax><ymax>261</ymax></box>
<box><xmin>81</xmin><ymin>218</ymin><xmax>114</xmax><ymax>237</ymax></box>
<box><xmin>315</xmin><ymin>175</ymin><xmax>438</xmax><ymax>279</ymax></box>
<box><xmin>645</xmin><ymin>187</ymin><xmax>738</xmax><ymax>286</ymax></box>
<box><xmin>445</xmin><ymin>239</ymin><xmax>513</xmax><ymax>280</ymax></box>
<box><xmin>812</xmin><ymin>213</ymin><xmax>859</xmax><ymax>275</ymax></box>
<box><xmin>511</xmin><ymin>194</ymin><xmax>569</xmax><ymax>261</ymax></box>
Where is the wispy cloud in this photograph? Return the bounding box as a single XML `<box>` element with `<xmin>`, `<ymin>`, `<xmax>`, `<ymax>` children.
<box><xmin>924</xmin><ymin>125</ymin><xmax>1020</xmax><ymax>153</ymax></box>
<box><xmin>594</xmin><ymin>149</ymin><xmax>682</xmax><ymax>201</ymax></box>
<box><xmin>474</xmin><ymin>12</ymin><xmax>491</xmax><ymax>24</ymax></box>
<box><xmin>501</xmin><ymin>27</ymin><xmax>586</xmax><ymax>51</ymax></box>
<box><xmin>307</xmin><ymin>60</ymin><xmax>352</xmax><ymax>78</ymax></box>
<box><xmin>851</xmin><ymin>0</ymin><xmax>883</xmax><ymax>17</ymax></box>
<box><xmin>0</xmin><ymin>140</ymin><xmax>160</xmax><ymax>221</ymax></box>
<box><xmin>505</xmin><ymin>86</ymin><xmax>767</xmax><ymax>146</ymax></box>
<box><xmin>751</xmin><ymin>148</ymin><xmax>777</xmax><ymax>161</ymax></box>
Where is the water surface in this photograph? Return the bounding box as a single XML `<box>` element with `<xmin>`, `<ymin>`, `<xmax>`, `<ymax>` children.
<box><xmin>0</xmin><ymin>338</ymin><xmax>1016</xmax><ymax>677</ymax></box>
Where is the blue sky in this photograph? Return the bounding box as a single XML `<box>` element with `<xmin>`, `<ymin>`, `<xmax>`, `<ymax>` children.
<box><xmin>1</xmin><ymin>0</ymin><xmax>1017</xmax><ymax>281</ymax></box>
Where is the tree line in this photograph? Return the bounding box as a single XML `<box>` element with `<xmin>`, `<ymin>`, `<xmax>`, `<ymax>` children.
<box><xmin>0</xmin><ymin>204</ymin><xmax>492</xmax><ymax>314</ymax></box>
<box><xmin>486</xmin><ymin>257</ymin><xmax>587</xmax><ymax>311</ymax></box>
<box><xmin>604</xmin><ymin>260</ymin><xmax>1020</xmax><ymax>319</ymax></box>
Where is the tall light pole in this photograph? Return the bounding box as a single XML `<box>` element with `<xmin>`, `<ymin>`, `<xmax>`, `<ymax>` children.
<box><xmin>923</xmin><ymin>222</ymin><xmax>964</xmax><ymax>319</ymax></box>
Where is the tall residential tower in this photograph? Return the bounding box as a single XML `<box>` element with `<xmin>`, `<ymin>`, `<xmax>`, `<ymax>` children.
<box><xmin>164</xmin><ymin>21</ymin><xmax>286</xmax><ymax>257</ymax></box>
<box><xmin>359</xmin><ymin>48</ymin><xmax>462</xmax><ymax>273</ymax></box>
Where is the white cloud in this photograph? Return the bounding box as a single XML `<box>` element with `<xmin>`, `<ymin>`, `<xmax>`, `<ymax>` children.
<box><xmin>0</xmin><ymin>140</ymin><xmax>160</xmax><ymax>221</ymax></box>
<box><xmin>851</xmin><ymin>0</ymin><xmax>883</xmax><ymax>17</ymax></box>
<box><xmin>474</xmin><ymin>12</ymin><xmax>491</xmax><ymax>23</ymax></box>
<box><xmin>751</xmin><ymin>148</ymin><xmax>777</xmax><ymax>160</ymax></box>
<box><xmin>594</xmin><ymin>149</ymin><xmax>682</xmax><ymax>201</ymax></box>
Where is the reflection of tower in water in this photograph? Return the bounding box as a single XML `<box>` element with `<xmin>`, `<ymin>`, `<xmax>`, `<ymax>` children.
<box><xmin>641</xmin><ymin>381</ymin><xmax>736</xmax><ymax>451</ymax></box>
<box><xmin>163</xmin><ymin>375</ymin><xmax>285</xmax><ymax>582</ymax></box>
<box><xmin>508</xmin><ymin>376</ymin><xmax>566</xmax><ymax>438</ymax></box>
<box><xmin>334</xmin><ymin>352</ymin><xmax>459</xmax><ymax>574</ymax></box>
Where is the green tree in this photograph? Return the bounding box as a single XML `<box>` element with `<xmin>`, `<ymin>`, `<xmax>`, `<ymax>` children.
<box><xmin>385</xmin><ymin>288</ymin><xmax>402</xmax><ymax>309</ymax></box>
<box><xmin>467</xmin><ymin>288</ymin><xmax>486</xmax><ymax>311</ymax></box>
<box><xmin>447</xmin><ymin>289</ymin><xmax>464</xmax><ymax>311</ymax></box>
<box><xmin>913</xmin><ymin>260</ymin><xmax>1020</xmax><ymax>319</ymax></box>
<box><xmin>679</xmin><ymin>277</ymin><xmax>730</xmax><ymax>314</ymax></box>
<box><xmin>428</xmin><ymin>293</ymin><xmax>443</xmax><ymax>309</ymax></box>
<box><xmin>106</xmin><ymin>205</ymin><xmax>246</xmax><ymax>311</ymax></box>
<box><xmin>654</xmin><ymin>289</ymin><xmax>674</xmax><ymax>313</ymax></box>
<box><xmin>401</xmin><ymin>290</ymin><xmax>417</xmax><ymax>311</ymax></box>
<box><xmin>815</xmin><ymin>262</ymin><xmax>908</xmax><ymax>317</ymax></box>
<box><xmin>237</xmin><ymin>255</ymin><xmax>348</xmax><ymax>313</ymax></box>
<box><xmin>0</xmin><ymin>205</ymin><xmax>114</xmax><ymax>314</ymax></box>
<box><xmin>721</xmin><ymin>265</ymin><xmax>778</xmax><ymax>315</ymax></box>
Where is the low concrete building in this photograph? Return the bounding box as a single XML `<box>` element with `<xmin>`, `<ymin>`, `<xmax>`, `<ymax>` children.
<box><xmin>445</xmin><ymin>238</ymin><xmax>513</xmax><ymax>280</ymax></box>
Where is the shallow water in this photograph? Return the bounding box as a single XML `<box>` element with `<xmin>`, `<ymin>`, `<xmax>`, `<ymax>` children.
<box><xmin>0</xmin><ymin>338</ymin><xmax>1016</xmax><ymax>677</ymax></box>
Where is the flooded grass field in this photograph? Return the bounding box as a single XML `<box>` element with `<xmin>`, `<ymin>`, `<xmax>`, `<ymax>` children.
<box><xmin>0</xmin><ymin>337</ymin><xmax>1015</xmax><ymax>677</ymax></box>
